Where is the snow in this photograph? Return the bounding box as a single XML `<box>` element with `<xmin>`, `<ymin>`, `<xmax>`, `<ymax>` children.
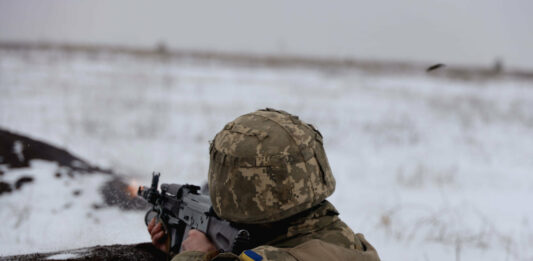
<box><xmin>0</xmin><ymin>161</ymin><xmax>145</xmax><ymax>255</ymax></box>
<box><xmin>1</xmin><ymin>48</ymin><xmax>533</xmax><ymax>260</ymax></box>
<box><xmin>45</xmin><ymin>253</ymin><xmax>81</xmax><ymax>260</ymax></box>
<box><xmin>13</xmin><ymin>140</ymin><xmax>24</xmax><ymax>162</ymax></box>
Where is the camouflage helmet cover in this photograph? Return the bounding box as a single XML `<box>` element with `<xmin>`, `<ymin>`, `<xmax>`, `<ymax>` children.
<box><xmin>208</xmin><ymin>108</ymin><xmax>336</xmax><ymax>224</ymax></box>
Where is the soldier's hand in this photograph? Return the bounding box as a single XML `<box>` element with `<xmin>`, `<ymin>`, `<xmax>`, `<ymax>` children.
<box><xmin>181</xmin><ymin>229</ymin><xmax>217</xmax><ymax>253</ymax></box>
<box><xmin>148</xmin><ymin>217</ymin><xmax>169</xmax><ymax>253</ymax></box>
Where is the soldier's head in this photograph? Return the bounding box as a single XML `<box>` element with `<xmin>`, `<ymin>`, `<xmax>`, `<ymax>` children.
<box><xmin>208</xmin><ymin>108</ymin><xmax>336</xmax><ymax>224</ymax></box>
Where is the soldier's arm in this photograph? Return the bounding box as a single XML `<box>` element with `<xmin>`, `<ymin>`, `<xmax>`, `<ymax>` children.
<box><xmin>171</xmin><ymin>245</ymin><xmax>297</xmax><ymax>261</ymax></box>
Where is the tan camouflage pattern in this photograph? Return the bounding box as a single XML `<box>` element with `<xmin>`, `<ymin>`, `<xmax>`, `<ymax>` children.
<box><xmin>209</xmin><ymin>108</ymin><xmax>336</xmax><ymax>223</ymax></box>
<box><xmin>262</xmin><ymin>201</ymin><xmax>364</xmax><ymax>250</ymax></box>
<box><xmin>170</xmin><ymin>201</ymin><xmax>380</xmax><ymax>261</ymax></box>
<box><xmin>170</xmin><ymin>251</ymin><xmax>207</xmax><ymax>261</ymax></box>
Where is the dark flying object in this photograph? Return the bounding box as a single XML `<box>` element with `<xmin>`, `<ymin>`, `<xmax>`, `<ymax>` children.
<box><xmin>426</xmin><ymin>63</ymin><xmax>446</xmax><ymax>72</ymax></box>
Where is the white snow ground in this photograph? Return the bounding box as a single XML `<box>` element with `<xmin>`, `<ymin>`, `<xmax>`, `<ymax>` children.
<box><xmin>1</xmin><ymin>48</ymin><xmax>533</xmax><ymax>260</ymax></box>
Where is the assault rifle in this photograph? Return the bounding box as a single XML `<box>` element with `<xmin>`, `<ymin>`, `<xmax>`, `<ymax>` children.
<box><xmin>137</xmin><ymin>172</ymin><xmax>251</xmax><ymax>255</ymax></box>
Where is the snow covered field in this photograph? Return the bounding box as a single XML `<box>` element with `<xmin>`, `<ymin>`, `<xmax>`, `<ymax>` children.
<box><xmin>1</xmin><ymin>47</ymin><xmax>533</xmax><ymax>260</ymax></box>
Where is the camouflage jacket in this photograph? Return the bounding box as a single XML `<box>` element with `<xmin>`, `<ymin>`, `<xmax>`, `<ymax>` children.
<box><xmin>171</xmin><ymin>201</ymin><xmax>380</xmax><ymax>261</ymax></box>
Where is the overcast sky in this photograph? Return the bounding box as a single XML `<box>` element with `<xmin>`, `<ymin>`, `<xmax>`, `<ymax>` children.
<box><xmin>1</xmin><ymin>0</ymin><xmax>532</xmax><ymax>70</ymax></box>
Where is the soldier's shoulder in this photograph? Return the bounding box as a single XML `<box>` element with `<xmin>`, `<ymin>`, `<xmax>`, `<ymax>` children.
<box><xmin>241</xmin><ymin>235</ymin><xmax>380</xmax><ymax>261</ymax></box>
<box><xmin>285</xmin><ymin>237</ymin><xmax>380</xmax><ymax>261</ymax></box>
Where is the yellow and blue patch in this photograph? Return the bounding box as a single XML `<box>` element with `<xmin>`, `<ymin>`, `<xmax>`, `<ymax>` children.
<box><xmin>239</xmin><ymin>250</ymin><xmax>263</xmax><ymax>261</ymax></box>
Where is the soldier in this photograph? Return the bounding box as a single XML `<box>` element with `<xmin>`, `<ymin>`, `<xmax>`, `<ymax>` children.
<box><xmin>148</xmin><ymin>108</ymin><xmax>380</xmax><ymax>261</ymax></box>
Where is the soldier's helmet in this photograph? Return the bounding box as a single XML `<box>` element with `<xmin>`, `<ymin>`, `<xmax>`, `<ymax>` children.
<box><xmin>208</xmin><ymin>108</ymin><xmax>336</xmax><ymax>224</ymax></box>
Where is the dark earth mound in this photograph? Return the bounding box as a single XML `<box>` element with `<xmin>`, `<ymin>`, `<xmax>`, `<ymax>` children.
<box><xmin>0</xmin><ymin>243</ymin><xmax>167</xmax><ymax>261</ymax></box>
<box><xmin>0</xmin><ymin>128</ymin><xmax>154</xmax><ymax>258</ymax></box>
<box><xmin>0</xmin><ymin>128</ymin><xmax>147</xmax><ymax>210</ymax></box>
<box><xmin>0</xmin><ymin>128</ymin><xmax>108</xmax><ymax>172</ymax></box>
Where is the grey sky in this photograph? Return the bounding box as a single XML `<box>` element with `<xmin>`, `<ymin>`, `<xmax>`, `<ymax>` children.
<box><xmin>1</xmin><ymin>0</ymin><xmax>532</xmax><ymax>70</ymax></box>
